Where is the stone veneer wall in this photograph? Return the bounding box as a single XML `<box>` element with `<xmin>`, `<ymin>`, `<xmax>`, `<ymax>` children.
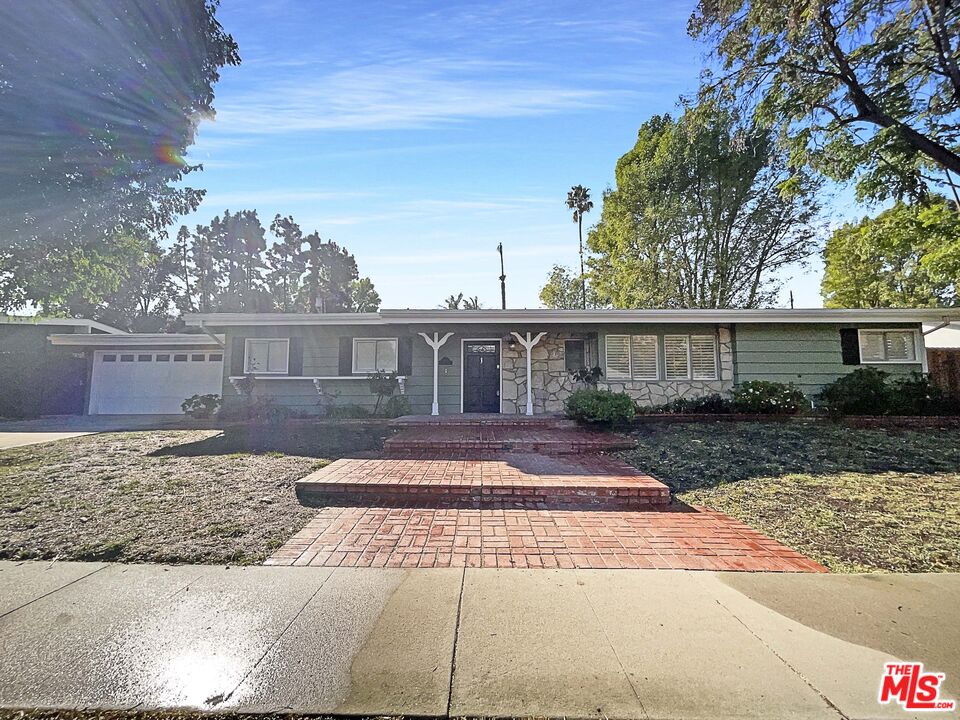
<box><xmin>599</xmin><ymin>327</ymin><xmax>735</xmax><ymax>406</ymax></box>
<box><xmin>501</xmin><ymin>328</ymin><xmax>735</xmax><ymax>413</ymax></box>
<box><xmin>501</xmin><ymin>333</ymin><xmax>594</xmax><ymax>414</ymax></box>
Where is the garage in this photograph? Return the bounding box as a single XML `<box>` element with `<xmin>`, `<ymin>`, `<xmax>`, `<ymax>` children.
<box><xmin>47</xmin><ymin>332</ymin><xmax>225</xmax><ymax>415</ymax></box>
<box><xmin>89</xmin><ymin>349</ymin><xmax>223</xmax><ymax>414</ymax></box>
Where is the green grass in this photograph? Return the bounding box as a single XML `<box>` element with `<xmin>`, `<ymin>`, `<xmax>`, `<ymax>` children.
<box><xmin>620</xmin><ymin>421</ymin><xmax>960</xmax><ymax>573</ymax></box>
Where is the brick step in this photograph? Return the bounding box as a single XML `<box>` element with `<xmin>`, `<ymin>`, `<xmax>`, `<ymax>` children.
<box><xmin>295</xmin><ymin>455</ymin><xmax>670</xmax><ymax>509</ymax></box>
<box><xmin>392</xmin><ymin>413</ymin><xmax>577</xmax><ymax>429</ymax></box>
<box><xmin>384</xmin><ymin>428</ymin><xmax>632</xmax><ymax>455</ymax></box>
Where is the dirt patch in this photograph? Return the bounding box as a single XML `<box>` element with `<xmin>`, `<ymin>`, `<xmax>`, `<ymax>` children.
<box><xmin>0</xmin><ymin>424</ymin><xmax>388</xmax><ymax>565</ymax></box>
<box><xmin>619</xmin><ymin>422</ymin><xmax>960</xmax><ymax>573</ymax></box>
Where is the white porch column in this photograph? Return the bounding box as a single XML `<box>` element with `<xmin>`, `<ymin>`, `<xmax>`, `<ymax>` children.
<box><xmin>418</xmin><ymin>331</ymin><xmax>453</xmax><ymax>415</ymax></box>
<box><xmin>511</xmin><ymin>331</ymin><xmax>546</xmax><ymax>416</ymax></box>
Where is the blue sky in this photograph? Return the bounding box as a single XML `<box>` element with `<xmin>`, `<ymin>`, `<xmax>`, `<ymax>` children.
<box><xmin>180</xmin><ymin>0</ymin><xmax>835</xmax><ymax>309</ymax></box>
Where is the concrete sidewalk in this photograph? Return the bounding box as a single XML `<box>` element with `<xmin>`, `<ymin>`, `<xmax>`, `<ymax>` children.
<box><xmin>0</xmin><ymin>561</ymin><xmax>957</xmax><ymax>719</ymax></box>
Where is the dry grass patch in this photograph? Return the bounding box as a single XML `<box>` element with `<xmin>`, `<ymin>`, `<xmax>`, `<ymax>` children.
<box><xmin>620</xmin><ymin>421</ymin><xmax>960</xmax><ymax>573</ymax></box>
<box><xmin>0</xmin><ymin>424</ymin><xmax>388</xmax><ymax>565</ymax></box>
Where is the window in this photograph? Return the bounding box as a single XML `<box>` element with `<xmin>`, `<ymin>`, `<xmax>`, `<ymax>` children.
<box><xmin>352</xmin><ymin>338</ymin><xmax>398</xmax><ymax>373</ymax></box>
<box><xmin>209</xmin><ymin>353</ymin><xmax>223</xmax><ymax>362</ymax></box>
<box><xmin>244</xmin><ymin>338</ymin><xmax>289</xmax><ymax>374</ymax></box>
<box><xmin>137</xmin><ymin>354</ymin><xmax>152</xmax><ymax>362</ymax></box>
<box><xmin>564</xmin><ymin>340</ymin><xmax>585</xmax><ymax>373</ymax></box>
<box><xmin>690</xmin><ymin>335</ymin><xmax>718</xmax><ymax>380</ymax></box>
<box><xmin>155</xmin><ymin>354</ymin><xmax>170</xmax><ymax>362</ymax></box>
<box><xmin>605</xmin><ymin>335</ymin><xmax>631</xmax><ymax>379</ymax></box>
<box><xmin>173</xmin><ymin>354</ymin><xmax>188</xmax><ymax>362</ymax></box>
<box><xmin>120</xmin><ymin>354</ymin><xmax>135</xmax><ymax>362</ymax></box>
<box><xmin>102</xmin><ymin>354</ymin><xmax>116</xmax><ymax>362</ymax></box>
<box><xmin>663</xmin><ymin>336</ymin><xmax>690</xmax><ymax>380</ymax></box>
<box><xmin>191</xmin><ymin>353</ymin><xmax>205</xmax><ymax>362</ymax></box>
<box><xmin>630</xmin><ymin>335</ymin><xmax>658</xmax><ymax>379</ymax></box>
<box><xmin>859</xmin><ymin>330</ymin><xmax>919</xmax><ymax>363</ymax></box>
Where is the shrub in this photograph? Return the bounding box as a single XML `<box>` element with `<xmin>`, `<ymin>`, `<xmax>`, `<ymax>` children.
<box><xmin>368</xmin><ymin>371</ymin><xmax>399</xmax><ymax>415</ymax></box>
<box><xmin>181</xmin><ymin>393</ymin><xmax>221</xmax><ymax>419</ymax></box>
<box><xmin>564</xmin><ymin>388</ymin><xmax>636</xmax><ymax>426</ymax></box>
<box><xmin>381</xmin><ymin>395</ymin><xmax>412</xmax><ymax>418</ymax></box>
<box><xmin>325</xmin><ymin>404</ymin><xmax>371</xmax><ymax>419</ymax></box>
<box><xmin>731</xmin><ymin>381</ymin><xmax>807</xmax><ymax>415</ymax></box>
<box><xmin>569</xmin><ymin>366</ymin><xmax>603</xmax><ymax>388</ymax></box>
<box><xmin>818</xmin><ymin>367</ymin><xmax>890</xmax><ymax>415</ymax></box>
<box><xmin>647</xmin><ymin>394</ymin><xmax>734</xmax><ymax>414</ymax></box>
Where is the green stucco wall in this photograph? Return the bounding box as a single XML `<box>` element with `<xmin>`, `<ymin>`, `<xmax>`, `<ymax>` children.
<box><xmin>733</xmin><ymin>323</ymin><xmax>924</xmax><ymax>396</ymax></box>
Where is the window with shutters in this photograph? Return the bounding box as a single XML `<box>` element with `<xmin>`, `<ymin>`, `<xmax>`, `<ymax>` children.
<box><xmin>630</xmin><ymin>335</ymin><xmax>658</xmax><ymax>379</ymax></box>
<box><xmin>605</xmin><ymin>335</ymin><xmax>631</xmax><ymax>379</ymax></box>
<box><xmin>858</xmin><ymin>330</ymin><xmax>919</xmax><ymax>363</ymax></box>
<box><xmin>352</xmin><ymin>338</ymin><xmax>398</xmax><ymax>373</ymax></box>
<box><xmin>690</xmin><ymin>335</ymin><xmax>718</xmax><ymax>380</ymax></box>
<box><xmin>663</xmin><ymin>336</ymin><xmax>690</xmax><ymax>379</ymax></box>
<box><xmin>244</xmin><ymin>338</ymin><xmax>289</xmax><ymax>374</ymax></box>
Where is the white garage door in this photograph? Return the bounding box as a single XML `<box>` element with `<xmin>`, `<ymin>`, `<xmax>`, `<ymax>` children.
<box><xmin>89</xmin><ymin>350</ymin><xmax>223</xmax><ymax>415</ymax></box>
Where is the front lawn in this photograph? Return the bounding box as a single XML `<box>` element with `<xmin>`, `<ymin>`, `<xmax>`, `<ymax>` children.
<box><xmin>0</xmin><ymin>423</ymin><xmax>388</xmax><ymax>565</ymax></box>
<box><xmin>620</xmin><ymin>421</ymin><xmax>960</xmax><ymax>573</ymax></box>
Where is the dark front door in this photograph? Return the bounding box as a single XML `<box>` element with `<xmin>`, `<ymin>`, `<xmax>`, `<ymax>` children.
<box><xmin>463</xmin><ymin>341</ymin><xmax>500</xmax><ymax>413</ymax></box>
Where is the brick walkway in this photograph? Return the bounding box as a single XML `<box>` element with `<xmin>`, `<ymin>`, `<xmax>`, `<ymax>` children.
<box><xmin>268</xmin><ymin>417</ymin><xmax>827</xmax><ymax>573</ymax></box>
<box><xmin>265</xmin><ymin>504</ymin><xmax>826</xmax><ymax>572</ymax></box>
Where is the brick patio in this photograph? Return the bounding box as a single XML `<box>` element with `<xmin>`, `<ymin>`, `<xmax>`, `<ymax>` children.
<box><xmin>265</xmin><ymin>504</ymin><xmax>827</xmax><ymax>572</ymax></box>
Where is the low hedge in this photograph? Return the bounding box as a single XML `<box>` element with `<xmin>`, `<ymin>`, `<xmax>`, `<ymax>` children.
<box><xmin>564</xmin><ymin>388</ymin><xmax>636</xmax><ymax>426</ymax></box>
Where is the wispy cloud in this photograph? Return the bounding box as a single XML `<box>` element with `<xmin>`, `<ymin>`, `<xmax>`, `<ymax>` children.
<box><xmin>209</xmin><ymin>58</ymin><xmax>629</xmax><ymax>134</ymax></box>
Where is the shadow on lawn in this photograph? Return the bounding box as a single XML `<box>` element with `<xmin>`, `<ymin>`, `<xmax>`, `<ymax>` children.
<box><xmin>149</xmin><ymin>423</ymin><xmax>390</xmax><ymax>459</ymax></box>
<box><xmin>622</xmin><ymin>421</ymin><xmax>960</xmax><ymax>492</ymax></box>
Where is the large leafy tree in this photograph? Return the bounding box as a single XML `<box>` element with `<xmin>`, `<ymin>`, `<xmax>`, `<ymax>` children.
<box><xmin>588</xmin><ymin>100</ymin><xmax>820</xmax><ymax>308</ymax></box>
<box><xmin>347</xmin><ymin>278</ymin><xmax>381</xmax><ymax>312</ymax></box>
<box><xmin>822</xmin><ymin>197</ymin><xmax>960</xmax><ymax>307</ymax></box>
<box><xmin>266</xmin><ymin>215</ymin><xmax>307</xmax><ymax>312</ymax></box>
<box><xmin>539</xmin><ymin>265</ymin><xmax>598</xmax><ymax>309</ymax></box>
<box><xmin>565</xmin><ymin>185</ymin><xmax>594</xmax><ymax>308</ymax></box>
<box><xmin>690</xmin><ymin>0</ymin><xmax>960</xmax><ymax>201</ymax></box>
<box><xmin>0</xmin><ymin>0</ymin><xmax>239</xmax><ymax>311</ymax></box>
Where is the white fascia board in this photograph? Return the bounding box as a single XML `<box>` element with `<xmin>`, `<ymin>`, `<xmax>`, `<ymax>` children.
<box><xmin>48</xmin><ymin>333</ymin><xmax>223</xmax><ymax>347</ymax></box>
<box><xmin>0</xmin><ymin>315</ymin><xmax>128</xmax><ymax>334</ymax></box>
<box><xmin>182</xmin><ymin>308</ymin><xmax>960</xmax><ymax>328</ymax></box>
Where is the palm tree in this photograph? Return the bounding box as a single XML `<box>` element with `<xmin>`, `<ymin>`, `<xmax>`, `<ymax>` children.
<box><xmin>441</xmin><ymin>292</ymin><xmax>464</xmax><ymax>309</ymax></box>
<box><xmin>462</xmin><ymin>295</ymin><xmax>482</xmax><ymax>310</ymax></box>
<box><xmin>565</xmin><ymin>185</ymin><xmax>593</xmax><ymax>309</ymax></box>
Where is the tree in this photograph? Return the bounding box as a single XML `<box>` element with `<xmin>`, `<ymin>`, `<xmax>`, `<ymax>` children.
<box><xmin>566</xmin><ymin>185</ymin><xmax>594</xmax><ymax>308</ymax></box>
<box><xmin>348</xmin><ymin>278</ymin><xmax>381</xmax><ymax>312</ymax></box>
<box><xmin>441</xmin><ymin>293</ymin><xmax>465</xmax><ymax>309</ymax></box>
<box><xmin>462</xmin><ymin>296</ymin><xmax>482</xmax><ymax>310</ymax></box>
<box><xmin>588</xmin><ymin>100</ymin><xmax>820</xmax><ymax>308</ymax></box>
<box><xmin>540</xmin><ymin>265</ymin><xmax>592</xmax><ymax>309</ymax></box>
<box><xmin>0</xmin><ymin>0</ymin><xmax>239</xmax><ymax>310</ymax></box>
<box><xmin>169</xmin><ymin>226</ymin><xmax>195</xmax><ymax>313</ymax></box>
<box><xmin>266</xmin><ymin>215</ymin><xmax>306</xmax><ymax>312</ymax></box>
<box><xmin>299</xmin><ymin>236</ymin><xmax>359</xmax><ymax>312</ymax></box>
<box><xmin>690</xmin><ymin>0</ymin><xmax>960</xmax><ymax>202</ymax></box>
<box><xmin>822</xmin><ymin>197</ymin><xmax>960</xmax><ymax>307</ymax></box>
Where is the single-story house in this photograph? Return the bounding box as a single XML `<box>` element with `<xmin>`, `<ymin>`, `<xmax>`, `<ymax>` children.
<box><xmin>44</xmin><ymin>308</ymin><xmax>960</xmax><ymax>416</ymax></box>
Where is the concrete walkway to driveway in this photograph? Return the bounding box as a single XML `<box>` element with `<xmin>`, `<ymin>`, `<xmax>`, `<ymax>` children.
<box><xmin>0</xmin><ymin>415</ymin><xmax>217</xmax><ymax>449</ymax></box>
<box><xmin>1</xmin><ymin>561</ymin><xmax>957</xmax><ymax>719</ymax></box>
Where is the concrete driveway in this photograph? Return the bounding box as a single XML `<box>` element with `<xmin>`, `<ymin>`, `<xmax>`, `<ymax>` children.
<box><xmin>0</xmin><ymin>415</ymin><xmax>216</xmax><ymax>449</ymax></box>
<box><xmin>1</xmin><ymin>561</ymin><xmax>957</xmax><ymax>719</ymax></box>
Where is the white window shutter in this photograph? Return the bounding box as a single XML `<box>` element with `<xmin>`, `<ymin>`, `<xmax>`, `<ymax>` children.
<box><xmin>630</xmin><ymin>335</ymin><xmax>658</xmax><ymax>379</ymax></box>
<box><xmin>605</xmin><ymin>335</ymin><xmax>630</xmax><ymax>379</ymax></box>
<box><xmin>690</xmin><ymin>335</ymin><xmax>718</xmax><ymax>380</ymax></box>
<box><xmin>664</xmin><ymin>336</ymin><xmax>690</xmax><ymax>379</ymax></box>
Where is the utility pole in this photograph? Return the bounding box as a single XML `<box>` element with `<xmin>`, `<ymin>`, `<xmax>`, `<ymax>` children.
<box><xmin>789</xmin><ymin>290</ymin><xmax>795</xmax><ymax>310</ymax></box>
<box><xmin>497</xmin><ymin>243</ymin><xmax>506</xmax><ymax>310</ymax></box>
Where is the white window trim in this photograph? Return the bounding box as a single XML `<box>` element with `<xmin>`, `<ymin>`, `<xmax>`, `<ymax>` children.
<box><xmin>690</xmin><ymin>334</ymin><xmax>719</xmax><ymax>381</ymax></box>
<box><xmin>857</xmin><ymin>329</ymin><xmax>922</xmax><ymax>364</ymax></box>
<box><xmin>244</xmin><ymin>338</ymin><xmax>290</xmax><ymax>375</ymax></box>
<box><xmin>351</xmin><ymin>337</ymin><xmax>399</xmax><ymax>374</ymax></box>
<box><xmin>630</xmin><ymin>334</ymin><xmax>660</xmax><ymax>380</ymax></box>
<box><xmin>663</xmin><ymin>335</ymin><xmax>692</xmax><ymax>380</ymax></box>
